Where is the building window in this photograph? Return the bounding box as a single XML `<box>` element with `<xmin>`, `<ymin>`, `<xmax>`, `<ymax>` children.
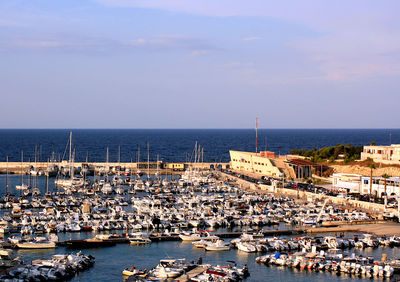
<box><xmin>364</xmin><ymin>180</ymin><xmax>369</xmax><ymax>184</ymax></box>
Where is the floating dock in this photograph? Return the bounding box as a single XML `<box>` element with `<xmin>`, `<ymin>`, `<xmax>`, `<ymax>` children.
<box><xmin>175</xmin><ymin>265</ymin><xmax>209</xmax><ymax>281</ymax></box>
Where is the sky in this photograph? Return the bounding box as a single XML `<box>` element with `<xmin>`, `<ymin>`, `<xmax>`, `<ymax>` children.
<box><xmin>0</xmin><ymin>0</ymin><xmax>399</xmax><ymax>129</ymax></box>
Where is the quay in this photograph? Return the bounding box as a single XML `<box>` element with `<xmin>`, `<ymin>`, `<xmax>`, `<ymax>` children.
<box><xmin>217</xmin><ymin>170</ymin><xmax>400</xmax><ymax>235</ymax></box>
<box><xmin>56</xmin><ymin>229</ymin><xmax>306</xmax><ymax>247</ymax></box>
<box><xmin>217</xmin><ymin>170</ymin><xmax>398</xmax><ymax>216</ymax></box>
<box><xmin>150</xmin><ymin>229</ymin><xmax>304</xmax><ymax>242</ymax></box>
<box><xmin>307</xmin><ymin>222</ymin><xmax>400</xmax><ymax>236</ymax></box>
<box><xmin>54</xmin><ymin>222</ymin><xmax>400</xmax><ymax>249</ymax></box>
<box><xmin>0</xmin><ymin>161</ymin><xmax>230</xmax><ymax>174</ymax></box>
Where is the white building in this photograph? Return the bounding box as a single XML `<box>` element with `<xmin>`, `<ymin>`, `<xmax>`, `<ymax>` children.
<box><xmin>360</xmin><ymin>176</ymin><xmax>400</xmax><ymax>197</ymax></box>
<box><xmin>332</xmin><ymin>173</ymin><xmax>400</xmax><ymax>197</ymax></box>
<box><xmin>361</xmin><ymin>144</ymin><xmax>400</xmax><ymax>164</ymax></box>
<box><xmin>332</xmin><ymin>173</ymin><xmax>362</xmax><ymax>193</ymax></box>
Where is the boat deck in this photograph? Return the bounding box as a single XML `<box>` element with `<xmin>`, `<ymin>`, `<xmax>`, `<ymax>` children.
<box><xmin>174</xmin><ymin>265</ymin><xmax>209</xmax><ymax>281</ymax></box>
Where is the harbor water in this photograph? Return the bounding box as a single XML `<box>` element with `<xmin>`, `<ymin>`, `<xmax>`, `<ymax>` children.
<box><xmin>1</xmin><ymin>129</ymin><xmax>400</xmax><ymax>281</ymax></box>
<box><xmin>1</xmin><ymin>175</ymin><xmax>400</xmax><ymax>281</ymax></box>
<box><xmin>6</xmin><ymin>228</ymin><xmax>400</xmax><ymax>281</ymax></box>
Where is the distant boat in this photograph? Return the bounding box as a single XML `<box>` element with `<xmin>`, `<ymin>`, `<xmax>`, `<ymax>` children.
<box><xmin>205</xmin><ymin>239</ymin><xmax>230</xmax><ymax>251</ymax></box>
<box><xmin>128</xmin><ymin>232</ymin><xmax>152</xmax><ymax>245</ymax></box>
<box><xmin>16</xmin><ymin>151</ymin><xmax>27</xmax><ymax>191</ymax></box>
<box><xmin>15</xmin><ymin>184</ymin><xmax>28</xmax><ymax>191</ymax></box>
<box><xmin>16</xmin><ymin>237</ymin><xmax>56</xmax><ymax>249</ymax></box>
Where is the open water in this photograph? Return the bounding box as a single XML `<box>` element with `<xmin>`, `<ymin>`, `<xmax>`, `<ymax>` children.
<box><xmin>0</xmin><ymin>129</ymin><xmax>399</xmax><ymax>163</ymax></box>
<box><xmin>1</xmin><ymin>129</ymin><xmax>400</xmax><ymax>281</ymax></box>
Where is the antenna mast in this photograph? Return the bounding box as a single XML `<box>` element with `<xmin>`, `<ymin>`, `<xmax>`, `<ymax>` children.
<box><xmin>255</xmin><ymin>117</ymin><xmax>258</xmax><ymax>153</ymax></box>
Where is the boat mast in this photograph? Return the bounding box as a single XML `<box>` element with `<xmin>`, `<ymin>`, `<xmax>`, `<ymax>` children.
<box><xmin>6</xmin><ymin>156</ymin><xmax>9</xmax><ymax>194</ymax></box>
<box><xmin>137</xmin><ymin>145</ymin><xmax>141</xmax><ymax>176</ymax></box>
<box><xmin>147</xmin><ymin>142</ymin><xmax>150</xmax><ymax>181</ymax></box>
<box><xmin>118</xmin><ymin>145</ymin><xmax>121</xmax><ymax>177</ymax></box>
<box><xmin>255</xmin><ymin>117</ymin><xmax>258</xmax><ymax>153</ymax></box>
<box><xmin>106</xmin><ymin>147</ymin><xmax>109</xmax><ymax>182</ymax></box>
<box><xmin>69</xmin><ymin>132</ymin><xmax>73</xmax><ymax>180</ymax></box>
<box><xmin>27</xmin><ymin>157</ymin><xmax>31</xmax><ymax>188</ymax></box>
<box><xmin>46</xmin><ymin>159</ymin><xmax>49</xmax><ymax>194</ymax></box>
<box><xmin>20</xmin><ymin>150</ymin><xmax>24</xmax><ymax>190</ymax></box>
<box><xmin>34</xmin><ymin>144</ymin><xmax>37</xmax><ymax>188</ymax></box>
<box><xmin>193</xmin><ymin>141</ymin><xmax>197</xmax><ymax>176</ymax></box>
<box><xmin>197</xmin><ymin>144</ymin><xmax>201</xmax><ymax>173</ymax></box>
<box><xmin>156</xmin><ymin>153</ymin><xmax>159</xmax><ymax>181</ymax></box>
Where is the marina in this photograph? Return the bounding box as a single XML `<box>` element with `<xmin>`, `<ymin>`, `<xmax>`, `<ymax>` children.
<box><xmin>2</xmin><ymin>0</ymin><xmax>400</xmax><ymax>278</ymax></box>
<box><xmin>0</xmin><ymin>170</ymin><xmax>399</xmax><ymax>281</ymax></box>
<box><xmin>0</xmin><ymin>130</ymin><xmax>399</xmax><ymax>281</ymax></box>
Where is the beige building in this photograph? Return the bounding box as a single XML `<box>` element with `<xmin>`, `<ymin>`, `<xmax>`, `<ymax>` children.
<box><xmin>229</xmin><ymin>150</ymin><xmax>305</xmax><ymax>179</ymax></box>
<box><xmin>361</xmin><ymin>144</ymin><xmax>400</xmax><ymax>164</ymax></box>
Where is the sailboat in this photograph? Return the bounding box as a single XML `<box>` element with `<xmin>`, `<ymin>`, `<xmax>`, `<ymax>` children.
<box><xmin>31</xmin><ymin>145</ymin><xmax>41</xmax><ymax>196</ymax></box>
<box><xmin>145</xmin><ymin>142</ymin><xmax>152</xmax><ymax>188</ymax></box>
<box><xmin>134</xmin><ymin>145</ymin><xmax>145</xmax><ymax>191</ymax></box>
<box><xmin>55</xmin><ymin>132</ymin><xmax>84</xmax><ymax>188</ymax></box>
<box><xmin>16</xmin><ymin>151</ymin><xmax>28</xmax><ymax>191</ymax></box>
<box><xmin>101</xmin><ymin>147</ymin><xmax>113</xmax><ymax>194</ymax></box>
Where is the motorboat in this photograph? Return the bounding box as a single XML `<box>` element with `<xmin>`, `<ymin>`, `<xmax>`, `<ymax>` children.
<box><xmin>128</xmin><ymin>232</ymin><xmax>152</xmax><ymax>245</ymax></box>
<box><xmin>151</xmin><ymin>259</ymin><xmax>184</xmax><ymax>278</ymax></box>
<box><xmin>122</xmin><ymin>266</ymin><xmax>147</xmax><ymax>277</ymax></box>
<box><xmin>236</xmin><ymin>241</ymin><xmax>257</xmax><ymax>253</ymax></box>
<box><xmin>179</xmin><ymin>231</ymin><xmax>218</xmax><ymax>242</ymax></box>
<box><xmin>205</xmin><ymin>239</ymin><xmax>230</xmax><ymax>251</ymax></box>
<box><xmin>16</xmin><ymin>237</ymin><xmax>56</xmax><ymax>249</ymax></box>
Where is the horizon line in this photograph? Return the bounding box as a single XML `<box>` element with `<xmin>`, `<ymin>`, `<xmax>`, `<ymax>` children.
<box><xmin>0</xmin><ymin>128</ymin><xmax>399</xmax><ymax>130</ymax></box>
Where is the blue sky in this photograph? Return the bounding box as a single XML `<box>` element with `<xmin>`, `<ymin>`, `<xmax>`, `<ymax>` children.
<box><xmin>1</xmin><ymin>0</ymin><xmax>399</xmax><ymax>128</ymax></box>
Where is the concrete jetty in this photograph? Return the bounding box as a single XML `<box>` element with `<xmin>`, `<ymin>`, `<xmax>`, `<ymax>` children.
<box><xmin>307</xmin><ymin>222</ymin><xmax>400</xmax><ymax>236</ymax></box>
<box><xmin>0</xmin><ymin>161</ymin><xmax>229</xmax><ymax>174</ymax></box>
<box><xmin>175</xmin><ymin>265</ymin><xmax>209</xmax><ymax>282</ymax></box>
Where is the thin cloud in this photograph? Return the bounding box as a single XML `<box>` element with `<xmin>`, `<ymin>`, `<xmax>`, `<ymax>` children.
<box><xmin>1</xmin><ymin>33</ymin><xmax>219</xmax><ymax>55</ymax></box>
<box><xmin>223</xmin><ymin>62</ymin><xmax>255</xmax><ymax>68</ymax></box>
<box><xmin>243</xmin><ymin>37</ymin><xmax>261</xmax><ymax>41</ymax></box>
<box><xmin>293</xmin><ymin>28</ymin><xmax>400</xmax><ymax>80</ymax></box>
<box><xmin>128</xmin><ymin>35</ymin><xmax>219</xmax><ymax>53</ymax></box>
<box><xmin>0</xmin><ymin>34</ymin><xmax>122</xmax><ymax>54</ymax></box>
<box><xmin>92</xmin><ymin>0</ymin><xmax>400</xmax><ymax>80</ymax></box>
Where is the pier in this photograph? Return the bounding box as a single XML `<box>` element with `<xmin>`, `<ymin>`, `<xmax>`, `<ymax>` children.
<box><xmin>175</xmin><ymin>265</ymin><xmax>209</xmax><ymax>282</ymax></box>
<box><xmin>0</xmin><ymin>161</ymin><xmax>230</xmax><ymax>174</ymax></box>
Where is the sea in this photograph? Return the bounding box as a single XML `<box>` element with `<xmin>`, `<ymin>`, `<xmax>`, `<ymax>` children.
<box><xmin>0</xmin><ymin>129</ymin><xmax>399</xmax><ymax>163</ymax></box>
<box><xmin>0</xmin><ymin>129</ymin><xmax>400</xmax><ymax>282</ymax></box>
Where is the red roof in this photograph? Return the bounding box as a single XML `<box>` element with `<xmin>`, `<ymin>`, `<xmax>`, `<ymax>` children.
<box><xmin>288</xmin><ymin>159</ymin><xmax>319</xmax><ymax>166</ymax></box>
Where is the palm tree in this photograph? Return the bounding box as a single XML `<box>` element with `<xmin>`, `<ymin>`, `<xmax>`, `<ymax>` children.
<box><xmin>382</xmin><ymin>173</ymin><xmax>390</xmax><ymax>196</ymax></box>
<box><xmin>382</xmin><ymin>173</ymin><xmax>390</xmax><ymax>208</ymax></box>
<box><xmin>369</xmin><ymin>163</ymin><xmax>376</xmax><ymax>198</ymax></box>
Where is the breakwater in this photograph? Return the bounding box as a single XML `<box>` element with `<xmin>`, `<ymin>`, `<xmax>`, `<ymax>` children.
<box><xmin>0</xmin><ymin>161</ymin><xmax>230</xmax><ymax>174</ymax></box>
